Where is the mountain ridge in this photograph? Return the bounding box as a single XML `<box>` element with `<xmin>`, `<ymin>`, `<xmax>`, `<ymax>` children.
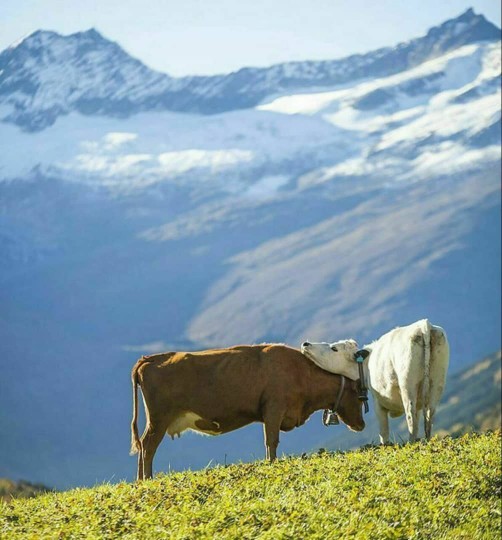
<box><xmin>1</xmin><ymin>8</ymin><xmax>499</xmax><ymax>131</ymax></box>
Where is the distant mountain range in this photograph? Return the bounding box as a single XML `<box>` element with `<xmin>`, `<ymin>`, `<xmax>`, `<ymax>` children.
<box><xmin>0</xmin><ymin>8</ymin><xmax>499</xmax><ymax>131</ymax></box>
<box><xmin>0</xmin><ymin>8</ymin><xmax>500</xmax><ymax>489</ymax></box>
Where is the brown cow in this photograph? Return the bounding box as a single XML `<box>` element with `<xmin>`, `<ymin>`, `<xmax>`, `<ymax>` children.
<box><xmin>130</xmin><ymin>344</ymin><xmax>366</xmax><ymax>480</ymax></box>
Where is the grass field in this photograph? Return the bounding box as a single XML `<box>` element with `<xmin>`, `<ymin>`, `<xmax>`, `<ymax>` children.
<box><xmin>1</xmin><ymin>431</ymin><xmax>500</xmax><ymax>539</ymax></box>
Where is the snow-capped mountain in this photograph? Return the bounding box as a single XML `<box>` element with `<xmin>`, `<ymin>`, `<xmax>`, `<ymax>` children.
<box><xmin>1</xmin><ymin>37</ymin><xmax>498</xmax><ymax>189</ymax></box>
<box><xmin>0</xmin><ymin>9</ymin><xmax>500</xmax><ymax>490</ymax></box>
<box><xmin>1</xmin><ymin>8</ymin><xmax>499</xmax><ymax>131</ymax></box>
<box><xmin>0</xmin><ymin>29</ymin><xmax>172</xmax><ymax>131</ymax></box>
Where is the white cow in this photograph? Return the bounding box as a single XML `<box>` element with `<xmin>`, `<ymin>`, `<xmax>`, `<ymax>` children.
<box><xmin>301</xmin><ymin>319</ymin><xmax>449</xmax><ymax>443</ymax></box>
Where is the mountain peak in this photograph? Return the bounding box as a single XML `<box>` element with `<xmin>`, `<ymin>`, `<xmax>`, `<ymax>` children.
<box><xmin>8</xmin><ymin>27</ymin><xmax>112</xmax><ymax>52</ymax></box>
<box><xmin>430</xmin><ymin>7</ymin><xmax>501</xmax><ymax>41</ymax></box>
<box><xmin>78</xmin><ymin>28</ymin><xmax>104</xmax><ymax>39</ymax></box>
<box><xmin>11</xmin><ymin>29</ymin><xmax>59</xmax><ymax>49</ymax></box>
<box><xmin>457</xmin><ymin>7</ymin><xmax>476</xmax><ymax>21</ymax></box>
<box><xmin>0</xmin><ymin>25</ymin><xmax>171</xmax><ymax>131</ymax></box>
<box><xmin>66</xmin><ymin>28</ymin><xmax>111</xmax><ymax>45</ymax></box>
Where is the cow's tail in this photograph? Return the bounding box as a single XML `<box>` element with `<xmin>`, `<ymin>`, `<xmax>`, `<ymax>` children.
<box><xmin>421</xmin><ymin>319</ymin><xmax>432</xmax><ymax>439</ymax></box>
<box><xmin>130</xmin><ymin>359</ymin><xmax>143</xmax><ymax>456</ymax></box>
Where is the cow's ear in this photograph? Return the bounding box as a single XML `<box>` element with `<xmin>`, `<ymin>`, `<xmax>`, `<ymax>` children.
<box><xmin>355</xmin><ymin>349</ymin><xmax>370</xmax><ymax>360</ymax></box>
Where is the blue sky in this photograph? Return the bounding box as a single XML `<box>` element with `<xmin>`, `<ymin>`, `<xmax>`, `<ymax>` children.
<box><xmin>1</xmin><ymin>0</ymin><xmax>500</xmax><ymax>76</ymax></box>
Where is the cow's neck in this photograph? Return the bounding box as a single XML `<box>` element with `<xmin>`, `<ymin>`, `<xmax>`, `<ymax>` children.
<box><xmin>308</xmin><ymin>364</ymin><xmax>346</xmax><ymax>411</ymax></box>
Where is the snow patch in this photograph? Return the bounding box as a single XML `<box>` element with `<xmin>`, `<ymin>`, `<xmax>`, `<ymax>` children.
<box><xmin>408</xmin><ymin>142</ymin><xmax>501</xmax><ymax>179</ymax></box>
<box><xmin>103</xmin><ymin>132</ymin><xmax>138</xmax><ymax>147</ymax></box>
<box><xmin>157</xmin><ymin>149</ymin><xmax>254</xmax><ymax>175</ymax></box>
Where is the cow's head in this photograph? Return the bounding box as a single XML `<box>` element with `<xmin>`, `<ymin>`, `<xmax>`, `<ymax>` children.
<box><xmin>334</xmin><ymin>377</ymin><xmax>366</xmax><ymax>432</ymax></box>
<box><xmin>301</xmin><ymin>339</ymin><xmax>370</xmax><ymax>428</ymax></box>
<box><xmin>301</xmin><ymin>339</ymin><xmax>360</xmax><ymax>380</ymax></box>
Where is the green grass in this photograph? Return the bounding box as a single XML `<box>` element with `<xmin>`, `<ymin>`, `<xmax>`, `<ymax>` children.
<box><xmin>1</xmin><ymin>432</ymin><xmax>500</xmax><ymax>539</ymax></box>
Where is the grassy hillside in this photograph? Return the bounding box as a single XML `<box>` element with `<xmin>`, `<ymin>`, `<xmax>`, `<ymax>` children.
<box><xmin>1</xmin><ymin>432</ymin><xmax>500</xmax><ymax>539</ymax></box>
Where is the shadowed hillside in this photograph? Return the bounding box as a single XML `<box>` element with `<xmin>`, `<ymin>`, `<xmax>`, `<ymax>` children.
<box><xmin>0</xmin><ymin>479</ymin><xmax>52</xmax><ymax>502</ymax></box>
<box><xmin>434</xmin><ymin>350</ymin><xmax>501</xmax><ymax>436</ymax></box>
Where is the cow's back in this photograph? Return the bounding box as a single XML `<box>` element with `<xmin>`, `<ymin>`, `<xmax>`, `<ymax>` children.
<box><xmin>368</xmin><ymin>321</ymin><xmax>430</xmax><ymax>413</ymax></box>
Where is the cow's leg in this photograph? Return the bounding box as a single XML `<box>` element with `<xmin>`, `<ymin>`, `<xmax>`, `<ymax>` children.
<box><xmin>374</xmin><ymin>400</ymin><xmax>390</xmax><ymax>445</ymax></box>
<box><xmin>424</xmin><ymin>377</ymin><xmax>444</xmax><ymax>440</ymax></box>
<box><xmin>137</xmin><ymin>445</ymin><xmax>144</xmax><ymax>481</ymax></box>
<box><xmin>424</xmin><ymin>406</ymin><xmax>435</xmax><ymax>440</ymax></box>
<box><xmin>262</xmin><ymin>406</ymin><xmax>285</xmax><ymax>461</ymax></box>
<box><xmin>401</xmin><ymin>389</ymin><xmax>419</xmax><ymax>442</ymax></box>
<box><xmin>141</xmin><ymin>422</ymin><xmax>166</xmax><ymax>480</ymax></box>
